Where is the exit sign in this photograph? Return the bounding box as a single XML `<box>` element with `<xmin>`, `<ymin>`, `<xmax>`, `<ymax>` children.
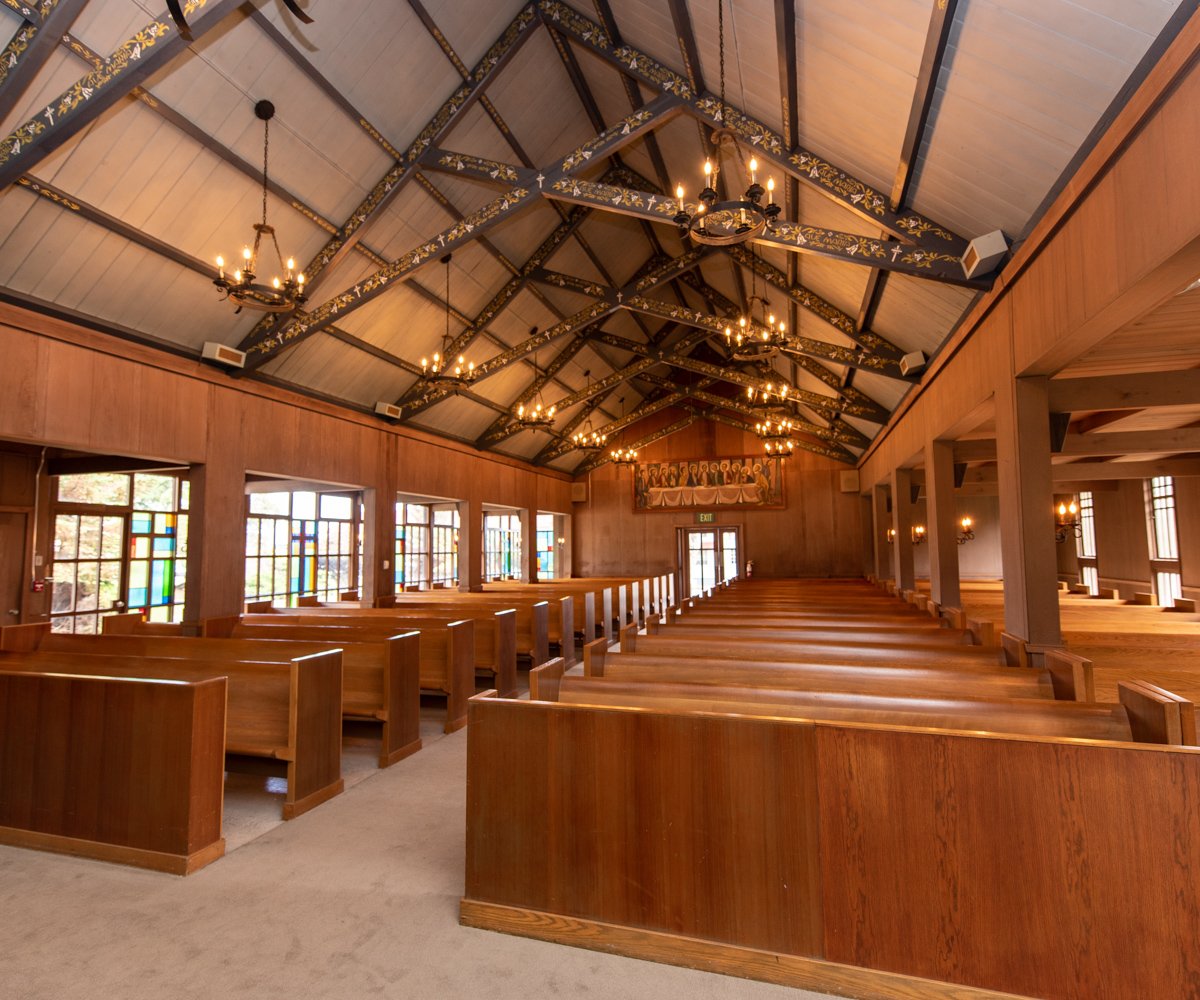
<box><xmin>695</xmin><ymin>512</ymin><xmax>715</xmax><ymax>524</ymax></box>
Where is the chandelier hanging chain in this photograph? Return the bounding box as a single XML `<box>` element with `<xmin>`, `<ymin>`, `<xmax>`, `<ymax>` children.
<box><xmin>420</xmin><ymin>254</ymin><xmax>475</xmax><ymax>385</ymax></box>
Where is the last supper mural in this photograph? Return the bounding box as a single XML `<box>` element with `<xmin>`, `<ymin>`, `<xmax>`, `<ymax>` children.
<box><xmin>631</xmin><ymin>455</ymin><xmax>785</xmax><ymax>511</ymax></box>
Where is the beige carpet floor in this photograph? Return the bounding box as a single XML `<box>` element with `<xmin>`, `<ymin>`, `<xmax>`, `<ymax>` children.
<box><xmin>0</xmin><ymin>706</ymin><xmax>834</xmax><ymax>1000</ymax></box>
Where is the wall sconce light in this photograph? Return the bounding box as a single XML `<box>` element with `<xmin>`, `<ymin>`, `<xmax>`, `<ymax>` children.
<box><xmin>1055</xmin><ymin>500</ymin><xmax>1081</xmax><ymax>544</ymax></box>
<box><xmin>886</xmin><ymin>527</ymin><xmax>896</xmax><ymax>543</ymax></box>
<box><xmin>911</xmin><ymin>524</ymin><xmax>927</xmax><ymax>545</ymax></box>
<box><xmin>556</xmin><ymin>536</ymin><xmax>565</xmax><ymax>545</ymax></box>
<box><xmin>957</xmin><ymin>516</ymin><xmax>975</xmax><ymax>544</ymax></box>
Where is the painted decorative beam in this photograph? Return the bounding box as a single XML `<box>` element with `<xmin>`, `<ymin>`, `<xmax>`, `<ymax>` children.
<box><xmin>723</xmin><ymin>244</ymin><xmax>904</xmax><ymax>359</ymax></box>
<box><xmin>472</xmin><ymin>336</ymin><xmax>589</xmax><ymax>447</ymax></box>
<box><xmin>0</xmin><ymin>2</ymin><xmax>44</xmax><ymax>18</ymax></box>
<box><xmin>674</xmin><ymin>269</ymin><xmax>887</xmax><ymax>428</ymax></box>
<box><xmin>536</xmin><ymin>0</ymin><xmax>968</xmax><ymax>257</ymax></box>
<box><xmin>703</xmin><ymin>408</ymin><xmax>856</xmax><ymax>465</ymax></box>
<box><xmin>542</xmin><ymin>177</ymin><xmax>975</xmax><ymax>285</ymax></box>
<box><xmin>393</xmin><ymin>210</ymin><xmax>590</xmax><ymax>414</ymax></box>
<box><xmin>575</xmin><ymin>412</ymin><xmax>699</xmax><ymax>474</ymax></box>
<box><xmin>773</xmin><ymin>0</ymin><xmax>798</xmax><ymax>152</ymax></box>
<box><xmin>236</xmin><ymin>4</ymin><xmax>541</xmax><ymax>352</ymax></box>
<box><xmin>621</xmin><ymin>294</ymin><xmax>907</xmax><ymax>380</ymax></box>
<box><xmin>0</xmin><ymin>0</ymin><xmax>88</xmax><ymax>123</ymax></box>
<box><xmin>683</xmin><ymin>385</ymin><xmax>859</xmax><ymax>450</ymax></box>
<box><xmin>0</xmin><ymin>0</ymin><xmax>245</xmax><ymax>190</ymax></box>
<box><xmin>665</xmin><ymin>0</ymin><xmax>704</xmax><ymax>92</ymax></box>
<box><xmin>419</xmin><ymin>148</ymin><xmax>533</xmax><ymax>187</ymax></box>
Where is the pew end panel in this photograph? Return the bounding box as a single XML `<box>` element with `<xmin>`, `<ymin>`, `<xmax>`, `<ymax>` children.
<box><xmin>583</xmin><ymin>638</ymin><xmax>607</xmax><ymax>678</ymax></box>
<box><xmin>200</xmin><ymin>616</ymin><xmax>242</xmax><ymax>638</ymax></box>
<box><xmin>0</xmin><ymin>671</ymin><xmax>227</xmax><ymax>875</ymax></box>
<box><xmin>531</xmin><ymin>601</ymin><xmax>551</xmax><ymax>668</ymax></box>
<box><xmin>558</xmin><ymin>597</ymin><xmax>576</xmax><ymax>667</ymax></box>
<box><xmin>245</xmin><ymin>600</ymin><xmax>275</xmax><ymax>613</ymax></box>
<box><xmin>1118</xmin><ymin>681</ymin><xmax>1198</xmax><ymax>746</ymax></box>
<box><xmin>283</xmin><ymin>650</ymin><xmax>345</xmax><ymax>819</ymax></box>
<box><xmin>0</xmin><ymin>622</ymin><xmax>50</xmax><ymax>652</ymax></box>
<box><xmin>380</xmin><ymin>632</ymin><xmax>422</xmax><ymax>767</ymax></box>
<box><xmin>444</xmin><ymin>619</ymin><xmax>476</xmax><ymax>733</ymax></box>
<box><xmin>619</xmin><ymin>624</ymin><xmax>637</xmax><ymax>653</ymax></box>
<box><xmin>1000</xmin><ymin>632</ymin><xmax>1029</xmax><ymax>669</ymax></box>
<box><xmin>528</xmin><ymin>658</ymin><xmax>566</xmax><ymax>702</ymax></box>
<box><xmin>494</xmin><ymin>609</ymin><xmax>518</xmax><ymax>698</ymax></box>
<box><xmin>1044</xmin><ymin>649</ymin><xmax>1096</xmax><ymax>703</ymax></box>
<box><xmin>965</xmin><ymin>618</ymin><xmax>996</xmax><ymax>649</ymax></box>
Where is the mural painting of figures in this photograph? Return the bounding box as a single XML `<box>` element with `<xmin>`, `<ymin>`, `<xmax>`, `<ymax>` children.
<box><xmin>631</xmin><ymin>455</ymin><xmax>786</xmax><ymax>511</ymax></box>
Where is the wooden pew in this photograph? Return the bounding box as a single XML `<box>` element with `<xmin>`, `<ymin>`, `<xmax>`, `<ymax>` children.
<box><xmin>462</xmin><ymin>691</ymin><xmax>1200</xmax><ymax>1000</ymax></box>
<box><xmin>0</xmin><ymin>670</ymin><xmax>226</xmax><ymax>875</ymax></box>
<box><xmin>545</xmin><ymin>673</ymin><xmax>1136</xmax><ymax>742</ymax></box>
<box><xmin>382</xmin><ymin>594</ymin><xmax>552</xmax><ymax>668</ymax></box>
<box><xmin>243</xmin><ymin>607</ymin><xmax>517</xmax><ymax>699</ymax></box>
<box><xmin>0</xmin><ymin>646</ymin><xmax>343</xmax><ymax>820</ymax></box>
<box><xmin>580</xmin><ymin>640</ymin><xmax>1060</xmax><ymax>701</ymax></box>
<box><xmin>42</xmin><ymin>629</ymin><xmax>422</xmax><ymax>768</ymax></box>
<box><xmin>222</xmin><ymin>617</ymin><xmax>475</xmax><ymax>733</ymax></box>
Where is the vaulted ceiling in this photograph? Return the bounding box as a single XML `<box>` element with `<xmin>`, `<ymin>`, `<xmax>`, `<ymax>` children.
<box><xmin>0</xmin><ymin>0</ymin><xmax>1186</xmax><ymax>473</ymax></box>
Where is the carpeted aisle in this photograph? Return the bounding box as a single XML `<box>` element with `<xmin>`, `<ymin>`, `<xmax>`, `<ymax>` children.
<box><xmin>0</xmin><ymin>716</ymin><xmax>830</xmax><ymax>1000</ymax></box>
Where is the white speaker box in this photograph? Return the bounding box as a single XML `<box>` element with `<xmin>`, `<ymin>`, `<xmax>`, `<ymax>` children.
<box><xmin>201</xmin><ymin>341</ymin><xmax>246</xmax><ymax>368</ymax></box>
<box><xmin>899</xmin><ymin>350</ymin><xmax>927</xmax><ymax>377</ymax></box>
<box><xmin>961</xmin><ymin>230</ymin><xmax>1009</xmax><ymax>279</ymax></box>
<box><xmin>570</xmin><ymin>482</ymin><xmax>588</xmax><ymax>503</ymax></box>
<box><xmin>839</xmin><ymin>470</ymin><xmax>860</xmax><ymax>494</ymax></box>
<box><xmin>374</xmin><ymin>401</ymin><xmax>402</xmax><ymax>420</ymax></box>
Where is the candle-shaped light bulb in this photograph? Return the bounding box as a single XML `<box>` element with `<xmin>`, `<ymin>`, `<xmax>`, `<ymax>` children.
<box><xmin>749</xmin><ymin>157</ymin><xmax>758</xmax><ymax>183</ymax></box>
<box><xmin>739</xmin><ymin>315</ymin><xmax>747</xmax><ymax>328</ymax></box>
<box><xmin>766</xmin><ymin>176</ymin><xmax>775</xmax><ymax>204</ymax></box>
<box><xmin>243</xmin><ymin>246</ymin><xmax>252</xmax><ymax>261</ymax></box>
<box><xmin>272</xmin><ymin>276</ymin><xmax>281</xmax><ymax>289</ymax></box>
<box><xmin>286</xmin><ymin>257</ymin><xmax>295</xmax><ymax>273</ymax></box>
<box><xmin>1058</xmin><ymin>502</ymin><xmax>1067</xmax><ymax>517</ymax></box>
<box><xmin>297</xmin><ymin>273</ymin><xmax>305</xmax><ymax>286</ymax></box>
<box><xmin>1069</xmin><ymin>501</ymin><xmax>1078</xmax><ymax>515</ymax></box>
<box><xmin>421</xmin><ymin>357</ymin><xmax>429</xmax><ymax>370</ymax></box>
<box><xmin>704</xmin><ymin>159</ymin><xmax>712</xmax><ymax>178</ymax></box>
<box><xmin>216</xmin><ymin>255</ymin><xmax>225</xmax><ymax>279</ymax></box>
<box><xmin>234</xmin><ymin>269</ymin><xmax>242</xmax><ymax>282</ymax></box>
<box><xmin>675</xmin><ymin>184</ymin><xmax>684</xmax><ymax>212</ymax></box>
<box><xmin>779</xmin><ymin>321</ymin><xmax>786</xmax><ymax>334</ymax></box>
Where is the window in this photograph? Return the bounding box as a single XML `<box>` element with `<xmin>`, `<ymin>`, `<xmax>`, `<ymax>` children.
<box><xmin>1077</xmin><ymin>491</ymin><xmax>1096</xmax><ymax>560</ymax></box>
<box><xmin>432</xmin><ymin>507</ymin><xmax>459</xmax><ymax>587</ymax></box>
<box><xmin>484</xmin><ymin>512</ymin><xmax>522</xmax><ymax>581</ymax></box>
<box><xmin>536</xmin><ymin>512</ymin><xmax>556</xmax><ymax>580</ymax></box>
<box><xmin>245</xmin><ymin>489</ymin><xmax>361</xmax><ymax>605</ymax></box>
<box><xmin>50</xmin><ymin>471</ymin><xmax>189</xmax><ymax>633</ymax></box>
<box><xmin>1148</xmin><ymin>477</ymin><xmax>1179</xmax><ymax>560</ymax></box>
<box><xmin>395</xmin><ymin>503</ymin><xmax>431</xmax><ymax>591</ymax></box>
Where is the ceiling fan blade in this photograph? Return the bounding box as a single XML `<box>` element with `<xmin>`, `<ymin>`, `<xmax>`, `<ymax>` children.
<box><xmin>281</xmin><ymin>0</ymin><xmax>315</xmax><ymax>24</ymax></box>
<box><xmin>164</xmin><ymin>0</ymin><xmax>193</xmax><ymax>40</ymax></box>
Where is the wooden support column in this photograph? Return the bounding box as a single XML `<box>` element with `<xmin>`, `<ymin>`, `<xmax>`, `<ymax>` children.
<box><xmin>519</xmin><ymin>507</ymin><xmax>539</xmax><ymax>583</ymax></box>
<box><xmin>457</xmin><ymin>498</ymin><xmax>483</xmax><ymax>593</ymax></box>
<box><xmin>926</xmin><ymin>438</ymin><xmax>961</xmax><ymax>609</ymax></box>
<box><xmin>872</xmin><ymin>484</ymin><xmax>891</xmax><ymax>581</ymax></box>
<box><xmin>185</xmin><ymin>452</ymin><xmax>245</xmax><ymax>626</ymax></box>
<box><xmin>362</xmin><ymin>483</ymin><xmax>397</xmax><ymax>605</ymax></box>
<box><xmin>995</xmin><ymin>376</ymin><xmax>1062</xmax><ymax>645</ymax></box>
<box><xmin>891</xmin><ymin>468</ymin><xmax>916</xmax><ymax>593</ymax></box>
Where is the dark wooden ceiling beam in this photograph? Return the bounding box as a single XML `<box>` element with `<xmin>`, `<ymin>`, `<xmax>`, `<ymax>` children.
<box><xmin>0</xmin><ymin>0</ymin><xmax>88</xmax><ymax>124</ymax></box>
<box><xmin>0</xmin><ymin>0</ymin><xmax>245</xmax><ymax>190</ymax></box>
<box><xmin>774</xmin><ymin>0</ymin><xmax>798</xmax><ymax>152</ymax></box>
<box><xmin>575</xmin><ymin>412</ymin><xmax>699</xmax><ymax>473</ymax></box>
<box><xmin>702</xmin><ymin>409</ymin><xmax>855</xmax><ymax>465</ymax></box>
<box><xmin>538</xmin><ymin>0</ymin><xmax>968</xmax><ymax>256</ymax></box>
<box><xmin>666</xmin><ymin>0</ymin><xmax>705</xmax><ymax>92</ymax></box>
<box><xmin>473</xmin><ymin>336</ymin><xmax>591</xmax><ymax>447</ymax></box>
<box><xmin>235</xmin><ymin>4</ymin><xmax>541</xmax><ymax>353</ymax></box>
<box><xmin>245</xmin><ymin>4</ymin><xmax>403</xmax><ymax>160</ymax></box>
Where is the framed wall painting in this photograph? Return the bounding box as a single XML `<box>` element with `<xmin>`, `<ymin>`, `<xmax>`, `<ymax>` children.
<box><xmin>631</xmin><ymin>455</ymin><xmax>785</xmax><ymax>512</ymax></box>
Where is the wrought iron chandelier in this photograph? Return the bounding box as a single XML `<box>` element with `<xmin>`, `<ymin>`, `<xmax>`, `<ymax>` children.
<box><xmin>214</xmin><ymin>101</ymin><xmax>306</xmax><ymax>314</ymax></box>
<box><xmin>169</xmin><ymin>0</ymin><xmax>311</xmax><ymax>40</ymax></box>
<box><xmin>672</xmin><ymin>0</ymin><xmax>782</xmax><ymax>247</ymax></box>
<box><xmin>570</xmin><ymin>371</ymin><xmax>608</xmax><ymax>451</ymax></box>
<box><xmin>421</xmin><ymin>254</ymin><xmax>476</xmax><ymax>387</ymax></box>
<box><xmin>609</xmin><ymin>396</ymin><xmax>639</xmax><ymax>465</ymax></box>
<box><xmin>515</xmin><ymin>340</ymin><xmax>555</xmax><ymax>428</ymax></box>
<box><xmin>725</xmin><ymin>249</ymin><xmax>787</xmax><ymax>361</ymax></box>
<box><xmin>745</xmin><ymin>380</ymin><xmax>792</xmax><ymax>408</ymax></box>
<box><xmin>756</xmin><ymin>416</ymin><xmax>795</xmax><ymax>457</ymax></box>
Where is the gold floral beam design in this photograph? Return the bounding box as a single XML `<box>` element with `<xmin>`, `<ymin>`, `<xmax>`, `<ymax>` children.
<box><xmin>723</xmin><ymin>244</ymin><xmax>904</xmax><ymax>360</ymax></box>
<box><xmin>472</xmin><ymin>337</ymin><xmax>591</xmax><ymax>447</ymax></box>
<box><xmin>576</xmin><ymin>413</ymin><xmax>699</xmax><ymax>475</ymax></box>
<box><xmin>536</xmin><ymin>0</ymin><xmax>967</xmax><ymax>256</ymax></box>
<box><xmin>0</xmin><ymin>0</ymin><xmax>88</xmax><ymax>119</ymax></box>
<box><xmin>0</xmin><ymin>0</ymin><xmax>243</xmax><ymax>190</ymax></box>
<box><xmin>237</xmin><ymin>3</ymin><xmax>542</xmax><ymax>356</ymax></box>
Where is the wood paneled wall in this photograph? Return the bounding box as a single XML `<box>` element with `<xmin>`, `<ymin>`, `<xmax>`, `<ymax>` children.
<box><xmin>910</xmin><ymin>495</ymin><xmax>1003</xmax><ymax>580</ymax></box>
<box><xmin>573</xmin><ymin>410</ymin><xmax>864</xmax><ymax>579</ymax></box>
<box><xmin>1178</xmin><ymin>478</ymin><xmax>1200</xmax><ymax>601</ymax></box>
<box><xmin>0</xmin><ymin>305</ymin><xmax>572</xmax><ymax>620</ymax></box>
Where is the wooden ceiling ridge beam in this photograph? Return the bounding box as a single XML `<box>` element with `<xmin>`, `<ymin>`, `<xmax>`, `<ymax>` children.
<box><xmin>575</xmin><ymin>412</ymin><xmax>699</xmax><ymax>474</ymax></box>
<box><xmin>235</xmin><ymin>4</ymin><xmax>541</xmax><ymax>356</ymax></box>
<box><xmin>0</xmin><ymin>0</ymin><xmax>246</xmax><ymax>191</ymax></box>
<box><xmin>0</xmin><ymin>0</ymin><xmax>88</xmax><ymax>124</ymax></box>
<box><xmin>535</xmin><ymin>0</ymin><xmax>969</xmax><ymax>258</ymax></box>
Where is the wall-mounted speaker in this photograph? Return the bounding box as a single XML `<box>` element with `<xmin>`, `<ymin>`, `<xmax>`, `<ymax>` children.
<box><xmin>570</xmin><ymin>482</ymin><xmax>588</xmax><ymax>503</ymax></box>
<box><xmin>839</xmin><ymin>470</ymin><xmax>860</xmax><ymax>493</ymax></box>
<box><xmin>201</xmin><ymin>341</ymin><xmax>246</xmax><ymax>368</ymax></box>
<box><xmin>374</xmin><ymin>401</ymin><xmax>402</xmax><ymax>420</ymax></box>
<box><xmin>961</xmin><ymin>230</ymin><xmax>1009</xmax><ymax>279</ymax></box>
<box><xmin>899</xmin><ymin>350</ymin><xmax>927</xmax><ymax>377</ymax></box>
